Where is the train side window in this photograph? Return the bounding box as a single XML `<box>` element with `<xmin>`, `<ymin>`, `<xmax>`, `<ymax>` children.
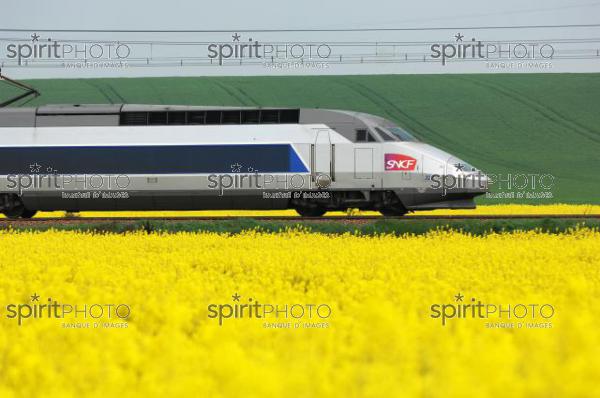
<box><xmin>280</xmin><ymin>109</ymin><xmax>300</xmax><ymax>123</ymax></box>
<box><xmin>375</xmin><ymin>127</ymin><xmax>396</xmax><ymax>141</ymax></box>
<box><xmin>356</xmin><ymin>129</ymin><xmax>377</xmax><ymax>142</ymax></box>
<box><xmin>187</xmin><ymin>111</ymin><xmax>206</xmax><ymax>124</ymax></box>
<box><xmin>120</xmin><ymin>112</ymin><xmax>148</xmax><ymax>125</ymax></box>
<box><xmin>168</xmin><ymin>111</ymin><xmax>186</xmax><ymax>125</ymax></box>
<box><xmin>148</xmin><ymin>112</ymin><xmax>167</xmax><ymax>125</ymax></box>
<box><xmin>205</xmin><ymin>111</ymin><xmax>220</xmax><ymax>124</ymax></box>
<box><xmin>356</xmin><ymin>129</ymin><xmax>367</xmax><ymax>141</ymax></box>
<box><xmin>222</xmin><ymin>111</ymin><xmax>241</xmax><ymax>124</ymax></box>
<box><xmin>261</xmin><ymin>110</ymin><xmax>279</xmax><ymax>123</ymax></box>
<box><xmin>242</xmin><ymin>110</ymin><xmax>260</xmax><ymax>124</ymax></box>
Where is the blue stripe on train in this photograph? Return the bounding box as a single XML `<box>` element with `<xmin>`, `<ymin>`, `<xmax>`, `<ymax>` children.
<box><xmin>0</xmin><ymin>144</ymin><xmax>309</xmax><ymax>174</ymax></box>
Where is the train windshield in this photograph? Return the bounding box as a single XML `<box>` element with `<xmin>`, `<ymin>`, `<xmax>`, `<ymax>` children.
<box><xmin>385</xmin><ymin>126</ymin><xmax>419</xmax><ymax>142</ymax></box>
<box><xmin>454</xmin><ymin>160</ymin><xmax>478</xmax><ymax>172</ymax></box>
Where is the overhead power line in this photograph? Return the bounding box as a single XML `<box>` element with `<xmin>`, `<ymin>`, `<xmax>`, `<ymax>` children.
<box><xmin>0</xmin><ymin>23</ymin><xmax>599</xmax><ymax>33</ymax></box>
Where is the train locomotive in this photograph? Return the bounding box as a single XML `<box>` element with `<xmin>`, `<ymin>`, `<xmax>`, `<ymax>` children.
<box><xmin>0</xmin><ymin>104</ymin><xmax>488</xmax><ymax>218</ymax></box>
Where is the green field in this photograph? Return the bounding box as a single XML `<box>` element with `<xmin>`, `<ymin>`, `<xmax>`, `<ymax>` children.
<box><xmin>2</xmin><ymin>218</ymin><xmax>599</xmax><ymax>235</ymax></box>
<box><xmin>1</xmin><ymin>74</ymin><xmax>599</xmax><ymax>203</ymax></box>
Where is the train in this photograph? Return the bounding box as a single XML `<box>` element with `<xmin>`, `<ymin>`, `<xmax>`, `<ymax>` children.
<box><xmin>0</xmin><ymin>104</ymin><xmax>488</xmax><ymax>218</ymax></box>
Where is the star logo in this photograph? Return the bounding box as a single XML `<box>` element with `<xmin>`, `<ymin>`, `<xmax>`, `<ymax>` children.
<box><xmin>454</xmin><ymin>32</ymin><xmax>464</xmax><ymax>42</ymax></box>
<box><xmin>30</xmin><ymin>293</ymin><xmax>40</xmax><ymax>302</ymax></box>
<box><xmin>454</xmin><ymin>163</ymin><xmax>465</xmax><ymax>172</ymax></box>
<box><xmin>232</xmin><ymin>293</ymin><xmax>241</xmax><ymax>302</ymax></box>
<box><xmin>455</xmin><ymin>292</ymin><xmax>464</xmax><ymax>302</ymax></box>
<box><xmin>31</xmin><ymin>33</ymin><xmax>40</xmax><ymax>42</ymax></box>
<box><xmin>230</xmin><ymin>163</ymin><xmax>242</xmax><ymax>173</ymax></box>
<box><xmin>29</xmin><ymin>163</ymin><xmax>42</xmax><ymax>173</ymax></box>
<box><xmin>232</xmin><ymin>33</ymin><xmax>241</xmax><ymax>42</ymax></box>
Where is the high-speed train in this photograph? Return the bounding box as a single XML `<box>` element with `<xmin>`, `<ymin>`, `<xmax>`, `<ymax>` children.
<box><xmin>0</xmin><ymin>104</ymin><xmax>487</xmax><ymax>218</ymax></box>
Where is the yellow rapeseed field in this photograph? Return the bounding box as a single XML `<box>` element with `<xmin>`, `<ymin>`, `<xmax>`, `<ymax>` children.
<box><xmin>0</xmin><ymin>228</ymin><xmax>599</xmax><ymax>397</ymax></box>
<box><xmin>1</xmin><ymin>204</ymin><xmax>599</xmax><ymax>218</ymax></box>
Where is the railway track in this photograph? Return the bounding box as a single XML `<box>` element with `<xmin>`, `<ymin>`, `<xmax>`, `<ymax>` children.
<box><xmin>0</xmin><ymin>214</ymin><xmax>599</xmax><ymax>224</ymax></box>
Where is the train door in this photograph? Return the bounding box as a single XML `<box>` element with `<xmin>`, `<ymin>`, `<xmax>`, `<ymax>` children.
<box><xmin>352</xmin><ymin>128</ymin><xmax>380</xmax><ymax>188</ymax></box>
<box><xmin>312</xmin><ymin>129</ymin><xmax>334</xmax><ymax>188</ymax></box>
<box><xmin>354</xmin><ymin>148</ymin><xmax>373</xmax><ymax>179</ymax></box>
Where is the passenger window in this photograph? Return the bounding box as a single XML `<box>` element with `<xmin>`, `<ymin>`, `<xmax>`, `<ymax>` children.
<box><xmin>148</xmin><ymin>112</ymin><xmax>167</xmax><ymax>125</ymax></box>
<box><xmin>168</xmin><ymin>112</ymin><xmax>186</xmax><ymax>125</ymax></box>
<box><xmin>187</xmin><ymin>111</ymin><xmax>206</xmax><ymax>124</ymax></box>
<box><xmin>261</xmin><ymin>110</ymin><xmax>279</xmax><ymax>123</ymax></box>
<box><xmin>205</xmin><ymin>111</ymin><xmax>220</xmax><ymax>124</ymax></box>
<box><xmin>221</xmin><ymin>111</ymin><xmax>241</xmax><ymax>124</ymax></box>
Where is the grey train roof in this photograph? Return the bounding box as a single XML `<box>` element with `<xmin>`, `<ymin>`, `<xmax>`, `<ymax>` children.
<box><xmin>0</xmin><ymin>104</ymin><xmax>379</xmax><ymax>130</ymax></box>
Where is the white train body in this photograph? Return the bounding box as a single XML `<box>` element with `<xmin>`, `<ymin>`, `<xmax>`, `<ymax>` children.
<box><xmin>0</xmin><ymin>105</ymin><xmax>487</xmax><ymax>217</ymax></box>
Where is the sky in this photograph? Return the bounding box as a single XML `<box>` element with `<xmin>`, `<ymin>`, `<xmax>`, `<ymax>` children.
<box><xmin>1</xmin><ymin>0</ymin><xmax>599</xmax><ymax>78</ymax></box>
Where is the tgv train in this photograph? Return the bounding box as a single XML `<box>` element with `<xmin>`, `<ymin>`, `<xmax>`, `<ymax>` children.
<box><xmin>0</xmin><ymin>104</ymin><xmax>487</xmax><ymax>218</ymax></box>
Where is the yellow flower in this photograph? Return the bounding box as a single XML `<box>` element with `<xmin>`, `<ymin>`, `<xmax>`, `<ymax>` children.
<box><xmin>0</xmin><ymin>228</ymin><xmax>597</xmax><ymax>397</ymax></box>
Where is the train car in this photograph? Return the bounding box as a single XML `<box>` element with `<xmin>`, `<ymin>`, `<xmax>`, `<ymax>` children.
<box><xmin>0</xmin><ymin>104</ymin><xmax>488</xmax><ymax>218</ymax></box>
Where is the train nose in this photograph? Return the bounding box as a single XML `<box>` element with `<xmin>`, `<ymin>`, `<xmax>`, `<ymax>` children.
<box><xmin>445</xmin><ymin>157</ymin><xmax>489</xmax><ymax>194</ymax></box>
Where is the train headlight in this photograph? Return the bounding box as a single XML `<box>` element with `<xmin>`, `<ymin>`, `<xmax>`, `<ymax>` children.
<box><xmin>315</xmin><ymin>173</ymin><xmax>332</xmax><ymax>189</ymax></box>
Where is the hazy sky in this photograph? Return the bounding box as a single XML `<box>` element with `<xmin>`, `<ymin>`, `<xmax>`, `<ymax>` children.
<box><xmin>1</xmin><ymin>0</ymin><xmax>599</xmax><ymax>78</ymax></box>
<box><xmin>3</xmin><ymin>0</ymin><xmax>599</xmax><ymax>29</ymax></box>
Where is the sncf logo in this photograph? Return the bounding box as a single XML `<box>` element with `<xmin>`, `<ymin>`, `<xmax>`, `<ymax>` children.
<box><xmin>385</xmin><ymin>154</ymin><xmax>417</xmax><ymax>171</ymax></box>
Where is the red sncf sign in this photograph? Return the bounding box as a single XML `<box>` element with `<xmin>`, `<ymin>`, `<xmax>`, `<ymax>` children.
<box><xmin>385</xmin><ymin>154</ymin><xmax>417</xmax><ymax>171</ymax></box>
